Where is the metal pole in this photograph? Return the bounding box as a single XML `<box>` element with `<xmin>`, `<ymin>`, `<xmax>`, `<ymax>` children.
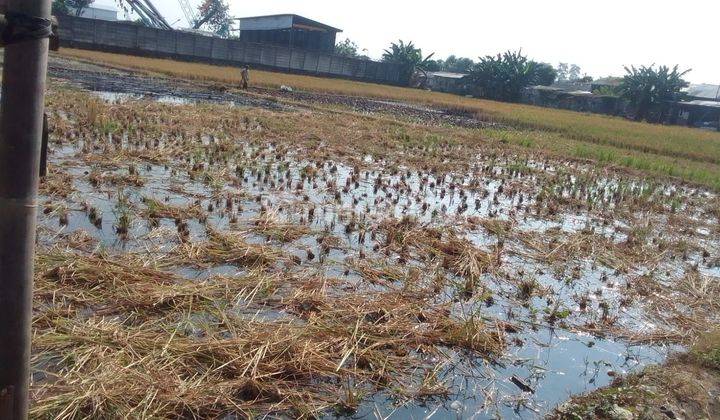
<box><xmin>0</xmin><ymin>0</ymin><xmax>52</xmax><ymax>417</ymax></box>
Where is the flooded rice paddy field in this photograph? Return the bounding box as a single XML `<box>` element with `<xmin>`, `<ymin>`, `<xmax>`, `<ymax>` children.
<box><xmin>31</xmin><ymin>68</ymin><xmax>720</xmax><ymax>419</ymax></box>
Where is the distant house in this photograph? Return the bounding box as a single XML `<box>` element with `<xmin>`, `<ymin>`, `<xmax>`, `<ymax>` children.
<box><xmin>422</xmin><ymin>71</ymin><xmax>470</xmax><ymax>94</ymax></box>
<box><xmin>238</xmin><ymin>14</ymin><xmax>342</xmax><ymax>53</ymax></box>
<box><xmin>673</xmin><ymin>100</ymin><xmax>720</xmax><ymax>130</ymax></box>
<box><xmin>69</xmin><ymin>6</ymin><xmax>118</xmax><ymax>22</ymax></box>
<box><xmin>672</xmin><ymin>85</ymin><xmax>720</xmax><ymax>130</ymax></box>
<box><xmin>590</xmin><ymin>77</ymin><xmax>623</xmax><ymax>94</ymax></box>
<box><xmin>684</xmin><ymin>84</ymin><xmax>720</xmax><ymax>102</ymax></box>
<box><xmin>546</xmin><ymin>77</ymin><xmax>623</xmax><ymax>95</ymax></box>
<box><xmin>550</xmin><ymin>81</ymin><xmax>592</xmax><ymax>93</ymax></box>
<box><xmin>521</xmin><ymin>85</ymin><xmax>626</xmax><ymax>115</ymax></box>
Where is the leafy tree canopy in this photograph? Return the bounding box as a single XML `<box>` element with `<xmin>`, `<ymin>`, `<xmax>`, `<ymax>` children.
<box><xmin>440</xmin><ymin>55</ymin><xmax>475</xmax><ymax>73</ymax></box>
<box><xmin>195</xmin><ymin>0</ymin><xmax>232</xmax><ymax>37</ymax></box>
<box><xmin>52</xmin><ymin>0</ymin><xmax>70</xmax><ymax>15</ymax></box>
<box><xmin>556</xmin><ymin>63</ymin><xmax>585</xmax><ymax>82</ymax></box>
<box><xmin>534</xmin><ymin>63</ymin><xmax>558</xmax><ymax>86</ymax></box>
<box><xmin>335</xmin><ymin>38</ymin><xmax>359</xmax><ymax>58</ymax></box>
<box><xmin>53</xmin><ymin>0</ymin><xmax>94</xmax><ymax>16</ymax></box>
<box><xmin>424</xmin><ymin>60</ymin><xmax>443</xmax><ymax>72</ymax></box>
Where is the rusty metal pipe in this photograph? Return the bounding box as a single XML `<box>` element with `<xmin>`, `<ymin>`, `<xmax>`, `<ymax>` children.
<box><xmin>0</xmin><ymin>0</ymin><xmax>52</xmax><ymax>417</ymax></box>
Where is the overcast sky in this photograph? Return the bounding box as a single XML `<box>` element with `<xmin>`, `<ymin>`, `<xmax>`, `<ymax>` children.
<box><xmin>93</xmin><ymin>0</ymin><xmax>718</xmax><ymax>84</ymax></box>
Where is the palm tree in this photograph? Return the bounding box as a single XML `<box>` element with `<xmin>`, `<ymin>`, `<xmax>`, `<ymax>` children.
<box><xmin>382</xmin><ymin>40</ymin><xmax>435</xmax><ymax>86</ymax></box>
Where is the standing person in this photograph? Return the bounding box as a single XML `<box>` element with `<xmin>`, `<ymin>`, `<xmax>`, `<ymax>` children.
<box><xmin>240</xmin><ymin>67</ymin><xmax>249</xmax><ymax>90</ymax></box>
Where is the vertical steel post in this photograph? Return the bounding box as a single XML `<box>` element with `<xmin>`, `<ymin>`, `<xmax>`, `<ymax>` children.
<box><xmin>0</xmin><ymin>0</ymin><xmax>52</xmax><ymax>418</ymax></box>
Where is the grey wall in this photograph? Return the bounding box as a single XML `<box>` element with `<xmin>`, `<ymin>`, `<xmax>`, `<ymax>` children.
<box><xmin>521</xmin><ymin>87</ymin><xmax>629</xmax><ymax>116</ymax></box>
<box><xmin>56</xmin><ymin>15</ymin><xmax>402</xmax><ymax>85</ymax></box>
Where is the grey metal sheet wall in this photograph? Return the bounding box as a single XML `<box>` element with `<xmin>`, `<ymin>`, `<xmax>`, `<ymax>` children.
<box><xmin>176</xmin><ymin>32</ymin><xmax>195</xmax><ymax>56</ymax></box>
<box><xmin>138</xmin><ymin>27</ymin><xmax>158</xmax><ymax>51</ymax></box>
<box><xmin>303</xmin><ymin>53</ymin><xmax>319</xmax><ymax>72</ymax></box>
<box><xmin>56</xmin><ymin>15</ymin><xmax>402</xmax><ymax>84</ymax></box>
<box><xmin>157</xmin><ymin>30</ymin><xmax>175</xmax><ymax>53</ymax></box>
<box><xmin>211</xmin><ymin>39</ymin><xmax>229</xmax><ymax>60</ymax></box>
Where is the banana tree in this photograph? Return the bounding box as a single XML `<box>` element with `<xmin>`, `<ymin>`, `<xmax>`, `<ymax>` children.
<box><xmin>382</xmin><ymin>40</ymin><xmax>435</xmax><ymax>86</ymax></box>
<box><xmin>621</xmin><ymin>65</ymin><xmax>690</xmax><ymax>122</ymax></box>
<box><xmin>468</xmin><ymin>50</ymin><xmax>548</xmax><ymax>102</ymax></box>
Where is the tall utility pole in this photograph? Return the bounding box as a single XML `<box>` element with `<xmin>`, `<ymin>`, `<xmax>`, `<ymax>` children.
<box><xmin>0</xmin><ymin>0</ymin><xmax>52</xmax><ymax>418</ymax></box>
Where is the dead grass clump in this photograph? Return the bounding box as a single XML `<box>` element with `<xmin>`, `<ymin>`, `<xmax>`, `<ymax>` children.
<box><xmin>350</xmin><ymin>259</ymin><xmax>410</xmax><ymax>285</ymax></box>
<box><xmin>518</xmin><ymin>230</ymin><xmax>658</xmax><ymax>271</ymax></box>
<box><xmin>251</xmin><ymin>210</ymin><xmax>310</xmax><ymax>242</ymax></box>
<box><xmin>378</xmin><ymin>217</ymin><xmax>499</xmax><ymax>282</ymax></box>
<box><xmin>35</xmin><ymin>251</ymin><xmax>229</xmax><ymax>316</ymax></box>
<box><xmin>30</xmin><ymin>316</ymin><xmax>344</xmax><ymax>419</ymax></box>
<box><xmin>39</xmin><ymin>170</ymin><xmax>74</xmax><ymax>198</ymax></box>
<box><xmin>79</xmin><ymin>96</ymin><xmax>106</xmax><ymax>128</ymax></box>
<box><xmin>142</xmin><ymin>196</ymin><xmax>205</xmax><ymax>220</ymax></box>
<box><xmin>179</xmin><ymin>227</ymin><xmax>280</xmax><ymax>267</ymax></box>
<box><xmin>478</xmin><ymin>218</ymin><xmax>513</xmax><ymax>238</ymax></box>
<box><xmin>435</xmin><ymin>234</ymin><xmax>496</xmax><ymax>281</ymax></box>
<box><xmin>437</xmin><ymin>315</ymin><xmax>505</xmax><ymax>353</ymax></box>
<box><xmin>38</xmin><ymin>251</ymin><xmax>176</xmax><ymax>288</ymax></box>
<box><xmin>692</xmin><ymin>329</ymin><xmax>720</xmax><ymax>370</ymax></box>
<box><xmin>517</xmin><ymin>278</ymin><xmax>540</xmax><ymax>300</ymax></box>
<box><xmin>283</xmin><ymin>286</ymin><xmax>505</xmax><ymax>359</ymax></box>
<box><xmin>63</xmin><ymin>230</ymin><xmax>98</xmax><ymax>251</ymax></box>
<box><xmin>89</xmin><ymin>170</ymin><xmax>145</xmax><ymax>187</ymax></box>
<box><xmin>710</xmin><ymin>198</ymin><xmax>720</xmax><ymax>220</ymax></box>
<box><xmin>639</xmin><ymin>271</ymin><xmax>720</xmax><ymax>341</ymax></box>
<box><xmin>31</xmin><ymin>274</ymin><xmax>504</xmax><ymax>419</ymax></box>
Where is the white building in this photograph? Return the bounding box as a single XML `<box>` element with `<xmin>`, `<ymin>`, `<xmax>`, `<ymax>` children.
<box><xmin>69</xmin><ymin>6</ymin><xmax>118</xmax><ymax>21</ymax></box>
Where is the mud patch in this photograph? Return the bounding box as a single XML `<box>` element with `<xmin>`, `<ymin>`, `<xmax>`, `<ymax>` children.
<box><xmin>48</xmin><ymin>59</ymin><xmax>287</xmax><ymax>110</ymax></box>
<box><xmin>260</xmin><ymin>87</ymin><xmax>502</xmax><ymax>129</ymax></box>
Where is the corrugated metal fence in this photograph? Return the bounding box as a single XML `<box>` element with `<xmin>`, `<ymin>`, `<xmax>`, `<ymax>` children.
<box><xmin>56</xmin><ymin>15</ymin><xmax>402</xmax><ymax>85</ymax></box>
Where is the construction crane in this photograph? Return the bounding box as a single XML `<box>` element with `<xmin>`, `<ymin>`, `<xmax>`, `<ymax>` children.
<box><xmin>119</xmin><ymin>0</ymin><xmax>226</xmax><ymax>33</ymax></box>
<box><xmin>181</xmin><ymin>0</ymin><xmax>226</xmax><ymax>30</ymax></box>
<box><xmin>177</xmin><ymin>0</ymin><xmax>198</xmax><ymax>27</ymax></box>
<box><xmin>120</xmin><ymin>0</ymin><xmax>172</xmax><ymax>29</ymax></box>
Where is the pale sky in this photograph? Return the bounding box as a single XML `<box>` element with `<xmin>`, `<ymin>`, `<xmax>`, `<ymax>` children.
<box><xmin>93</xmin><ymin>0</ymin><xmax>719</xmax><ymax>84</ymax></box>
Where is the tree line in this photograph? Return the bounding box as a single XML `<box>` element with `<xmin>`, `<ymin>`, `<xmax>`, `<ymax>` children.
<box><xmin>375</xmin><ymin>40</ymin><xmax>562</xmax><ymax>102</ymax></box>
<box><xmin>51</xmin><ymin>4</ymin><xmax>692</xmax><ymax>123</ymax></box>
<box><xmin>367</xmin><ymin>39</ymin><xmax>691</xmax><ymax>122</ymax></box>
